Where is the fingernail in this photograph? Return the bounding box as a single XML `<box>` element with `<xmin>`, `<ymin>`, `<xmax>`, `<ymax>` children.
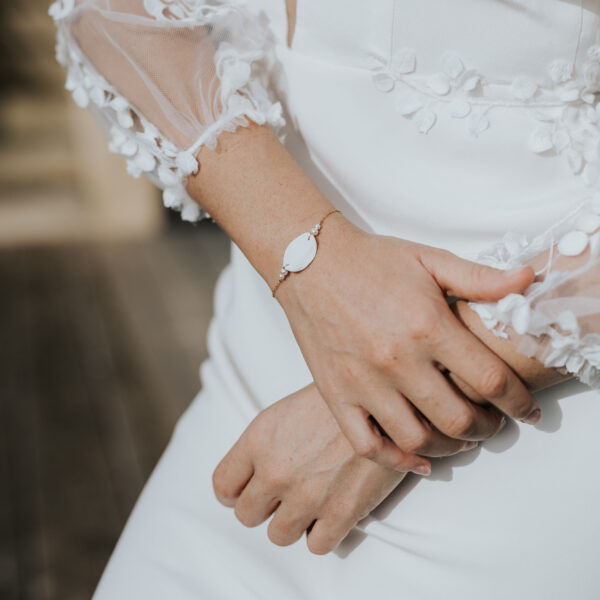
<box><xmin>498</xmin><ymin>416</ymin><xmax>507</xmax><ymax>432</ymax></box>
<box><xmin>413</xmin><ymin>465</ymin><xmax>431</xmax><ymax>476</ymax></box>
<box><xmin>504</xmin><ymin>267</ymin><xmax>525</xmax><ymax>276</ymax></box>
<box><xmin>462</xmin><ymin>441</ymin><xmax>478</xmax><ymax>451</ymax></box>
<box><xmin>521</xmin><ymin>408</ymin><xmax>542</xmax><ymax>425</ymax></box>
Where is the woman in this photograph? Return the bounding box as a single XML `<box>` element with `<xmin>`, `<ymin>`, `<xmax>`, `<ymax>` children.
<box><xmin>51</xmin><ymin>1</ymin><xmax>600</xmax><ymax>598</ymax></box>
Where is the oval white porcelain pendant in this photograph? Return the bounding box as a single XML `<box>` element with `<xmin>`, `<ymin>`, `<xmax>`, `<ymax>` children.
<box><xmin>283</xmin><ymin>232</ymin><xmax>317</xmax><ymax>272</ymax></box>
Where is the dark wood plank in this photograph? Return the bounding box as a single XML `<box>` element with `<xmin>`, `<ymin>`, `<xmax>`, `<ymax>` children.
<box><xmin>0</xmin><ymin>225</ymin><xmax>229</xmax><ymax>599</ymax></box>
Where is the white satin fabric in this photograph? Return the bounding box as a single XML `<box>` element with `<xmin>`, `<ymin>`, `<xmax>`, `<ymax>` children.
<box><xmin>93</xmin><ymin>2</ymin><xmax>600</xmax><ymax>599</ymax></box>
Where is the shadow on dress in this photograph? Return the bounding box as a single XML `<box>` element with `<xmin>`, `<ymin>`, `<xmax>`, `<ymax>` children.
<box><xmin>335</xmin><ymin>377</ymin><xmax>588</xmax><ymax>558</ymax></box>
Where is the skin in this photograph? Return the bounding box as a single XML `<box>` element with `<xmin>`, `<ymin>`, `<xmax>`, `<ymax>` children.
<box><xmin>189</xmin><ymin>123</ymin><xmax>543</xmax><ymax>472</ymax></box>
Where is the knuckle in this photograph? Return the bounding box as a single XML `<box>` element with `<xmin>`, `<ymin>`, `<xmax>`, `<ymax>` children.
<box><xmin>233</xmin><ymin>503</ymin><xmax>255</xmax><ymax>528</ymax></box>
<box><xmin>400</xmin><ymin>428</ymin><xmax>431</xmax><ymax>454</ymax></box>
<box><xmin>326</xmin><ymin>499</ymin><xmax>358</xmax><ymax>524</ymax></box>
<box><xmin>261</xmin><ymin>465</ymin><xmax>287</xmax><ymax>490</ymax></box>
<box><xmin>307</xmin><ymin>535</ymin><xmax>335</xmax><ymax>556</ymax></box>
<box><xmin>443</xmin><ymin>409</ymin><xmax>476</xmax><ymax>439</ymax></box>
<box><xmin>211</xmin><ymin>466</ymin><xmax>236</xmax><ymax>502</ymax></box>
<box><xmin>353</xmin><ymin>436</ymin><xmax>382</xmax><ymax>460</ymax></box>
<box><xmin>295</xmin><ymin>488</ymin><xmax>318</xmax><ymax>511</ymax></box>
<box><xmin>406</xmin><ymin>306</ymin><xmax>441</xmax><ymax>341</ymax></box>
<box><xmin>267</xmin><ymin>521</ymin><xmax>296</xmax><ymax>547</ymax></box>
<box><xmin>478</xmin><ymin>365</ymin><xmax>509</xmax><ymax>399</ymax></box>
<box><xmin>370</xmin><ymin>340</ymin><xmax>401</xmax><ymax>372</ymax></box>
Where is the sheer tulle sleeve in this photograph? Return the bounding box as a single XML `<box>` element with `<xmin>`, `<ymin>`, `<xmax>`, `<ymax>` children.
<box><xmin>49</xmin><ymin>0</ymin><xmax>285</xmax><ymax>221</ymax></box>
<box><xmin>469</xmin><ymin>195</ymin><xmax>600</xmax><ymax>388</ymax></box>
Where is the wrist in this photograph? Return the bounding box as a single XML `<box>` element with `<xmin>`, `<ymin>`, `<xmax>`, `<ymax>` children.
<box><xmin>275</xmin><ymin>212</ymin><xmax>364</xmax><ymax>310</ymax></box>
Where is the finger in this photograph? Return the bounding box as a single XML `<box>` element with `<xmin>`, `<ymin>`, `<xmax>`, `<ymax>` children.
<box><xmin>369</xmin><ymin>392</ymin><xmax>478</xmax><ymax>457</ymax></box>
<box><xmin>419</xmin><ymin>246</ymin><xmax>535</xmax><ymax>301</ymax></box>
<box><xmin>234</xmin><ymin>477</ymin><xmax>280</xmax><ymax>528</ymax></box>
<box><xmin>212</xmin><ymin>437</ymin><xmax>254</xmax><ymax>507</ymax></box>
<box><xmin>333</xmin><ymin>404</ymin><xmax>431</xmax><ymax>475</ymax></box>
<box><xmin>435</xmin><ymin>314</ymin><xmax>541</xmax><ymax>423</ymax></box>
<box><xmin>306</xmin><ymin>516</ymin><xmax>358</xmax><ymax>555</ymax></box>
<box><xmin>267</xmin><ymin>502</ymin><xmax>316</xmax><ymax>547</ymax></box>
<box><xmin>403</xmin><ymin>367</ymin><xmax>507</xmax><ymax>441</ymax></box>
<box><xmin>447</xmin><ymin>371</ymin><xmax>486</xmax><ymax>404</ymax></box>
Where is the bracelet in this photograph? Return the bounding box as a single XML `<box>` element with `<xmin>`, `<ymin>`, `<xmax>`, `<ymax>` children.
<box><xmin>271</xmin><ymin>209</ymin><xmax>341</xmax><ymax>297</ymax></box>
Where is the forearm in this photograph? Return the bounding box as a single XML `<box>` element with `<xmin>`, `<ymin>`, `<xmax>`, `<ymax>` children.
<box><xmin>187</xmin><ymin>124</ymin><xmax>339</xmax><ymax>292</ymax></box>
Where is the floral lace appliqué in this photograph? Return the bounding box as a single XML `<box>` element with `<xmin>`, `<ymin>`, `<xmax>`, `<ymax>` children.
<box><xmin>469</xmin><ymin>194</ymin><xmax>600</xmax><ymax>387</ymax></box>
<box><xmin>49</xmin><ymin>0</ymin><xmax>284</xmax><ymax>222</ymax></box>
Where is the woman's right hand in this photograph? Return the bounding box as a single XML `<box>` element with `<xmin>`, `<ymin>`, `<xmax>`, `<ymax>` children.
<box><xmin>277</xmin><ymin>215</ymin><xmax>541</xmax><ymax>473</ymax></box>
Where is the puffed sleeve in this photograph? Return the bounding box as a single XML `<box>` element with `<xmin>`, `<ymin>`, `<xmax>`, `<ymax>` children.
<box><xmin>49</xmin><ymin>0</ymin><xmax>285</xmax><ymax>221</ymax></box>
<box><xmin>469</xmin><ymin>195</ymin><xmax>600</xmax><ymax>388</ymax></box>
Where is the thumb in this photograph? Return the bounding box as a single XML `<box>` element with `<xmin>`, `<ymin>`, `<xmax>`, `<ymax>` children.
<box><xmin>420</xmin><ymin>247</ymin><xmax>535</xmax><ymax>302</ymax></box>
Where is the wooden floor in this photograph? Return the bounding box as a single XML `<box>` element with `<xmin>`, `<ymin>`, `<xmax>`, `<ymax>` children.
<box><xmin>0</xmin><ymin>223</ymin><xmax>230</xmax><ymax>600</ymax></box>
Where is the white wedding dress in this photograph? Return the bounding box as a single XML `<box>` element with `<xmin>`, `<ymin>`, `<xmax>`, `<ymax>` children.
<box><xmin>50</xmin><ymin>1</ymin><xmax>600</xmax><ymax>598</ymax></box>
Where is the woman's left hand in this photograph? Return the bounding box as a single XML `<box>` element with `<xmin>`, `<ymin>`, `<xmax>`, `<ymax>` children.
<box><xmin>212</xmin><ymin>383</ymin><xmax>407</xmax><ymax>554</ymax></box>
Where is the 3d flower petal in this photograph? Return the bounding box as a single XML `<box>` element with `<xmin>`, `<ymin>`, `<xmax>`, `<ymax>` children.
<box><xmin>528</xmin><ymin>126</ymin><xmax>554</xmax><ymax>153</ymax></box>
<box><xmin>511</xmin><ymin>76</ymin><xmax>537</xmax><ymax>100</ymax></box>
<box><xmin>548</xmin><ymin>59</ymin><xmax>573</xmax><ymax>83</ymax></box>
<box><xmin>391</xmin><ymin>48</ymin><xmax>417</xmax><ymax>76</ymax></box>
<box><xmin>372</xmin><ymin>71</ymin><xmax>395</xmax><ymax>93</ymax></box>
<box><xmin>468</xmin><ymin>112</ymin><xmax>490</xmax><ymax>136</ymax></box>
<box><xmin>427</xmin><ymin>72</ymin><xmax>451</xmax><ymax>95</ymax></box>
<box><xmin>415</xmin><ymin>107</ymin><xmax>437</xmax><ymax>133</ymax></box>
<box><xmin>441</xmin><ymin>52</ymin><xmax>464</xmax><ymax>79</ymax></box>
<box><xmin>448</xmin><ymin>99</ymin><xmax>471</xmax><ymax>118</ymax></box>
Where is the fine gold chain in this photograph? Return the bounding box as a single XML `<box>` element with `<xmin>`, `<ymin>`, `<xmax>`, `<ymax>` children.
<box><xmin>271</xmin><ymin>209</ymin><xmax>341</xmax><ymax>297</ymax></box>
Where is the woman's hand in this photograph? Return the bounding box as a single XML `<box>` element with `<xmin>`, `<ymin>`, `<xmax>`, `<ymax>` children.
<box><xmin>212</xmin><ymin>384</ymin><xmax>455</xmax><ymax>555</ymax></box>
<box><xmin>276</xmin><ymin>216</ymin><xmax>540</xmax><ymax>473</ymax></box>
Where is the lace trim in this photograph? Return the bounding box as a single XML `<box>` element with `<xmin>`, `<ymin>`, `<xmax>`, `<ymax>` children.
<box><xmin>49</xmin><ymin>0</ymin><xmax>285</xmax><ymax>222</ymax></box>
<box><xmin>469</xmin><ymin>194</ymin><xmax>600</xmax><ymax>387</ymax></box>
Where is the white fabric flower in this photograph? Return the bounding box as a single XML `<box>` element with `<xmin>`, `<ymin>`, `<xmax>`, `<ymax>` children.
<box><xmin>414</xmin><ymin>107</ymin><xmax>437</xmax><ymax>134</ymax></box>
<box><xmin>448</xmin><ymin>99</ymin><xmax>471</xmax><ymax>118</ymax></box>
<box><xmin>584</xmin><ymin>62</ymin><xmax>600</xmax><ymax>90</ymax></box>
<box><xmin>427</xmin><ymin>72</ymin><xmax>451</xmax><ymax>95</ymax></box>
<box><xmin>511</xmin><ymin>76</ymin><xmax>537</xmax><ymax>100</ymax></box>
<box><xmin>391</xmin><ymin>48</ymin><xmax>417</xmax><ymax>77</ymax></box>
<box><xmin>468</xmin><ymin>112</ymin><xmax>490</xmax><ymax>137</ymax></box>
<box><xmin>176</xmin><ymin>151</ymin><xmax>199</xmax><ymax>175</ymax></box>
<box><xmin>372</xmin><ymin>71</ymin><xmax>395</xmax><ymax>93</ymax></box>
<box><xmin>588</xmin><ymin>45</ymin><xmax>600</xmax><ymax>62</ymax></box>
<box><xmin>548</xmin><ymin>59</ymin><xmax>573</xmax><ymax>84</ymax></box>
<box><xmin>49</xmin><ymin>0</ymin><xmax>75</xmax><ymax>20</ymax></box>
<box><xmin>528</xmin><ymin>126</ymin><xmax>554</xmax><ymax>153</ymax></box>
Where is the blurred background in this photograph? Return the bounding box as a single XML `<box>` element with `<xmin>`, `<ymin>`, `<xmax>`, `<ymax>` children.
<box><xmin>0</xmin><ymin>1</ymin><xmax>230</xmax><ymax>598</ymax></box>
